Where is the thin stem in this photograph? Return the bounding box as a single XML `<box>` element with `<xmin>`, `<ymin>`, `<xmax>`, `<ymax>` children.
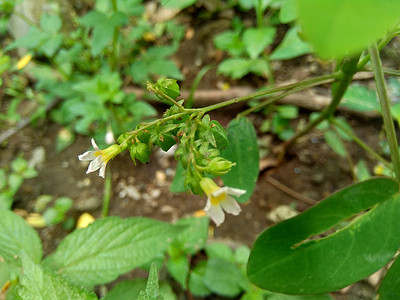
<box><xmin>238</xmin><ymin>76</ymin><xmax>336</xmax><ymax>118</ymax></box>
<box><xmin>369</xmin><ymin>43</ymin><xmax>400</xmax><ymax>183</ymax></box>
<box><xmin>110</xmin><ymin>0</ymin><xmax>119</xmax><ymax>71</ymax></box>
<box><xmin>282</xmin><ymin>65</ymin><xmax>356</xmax><ymax>151</ymax></box>
<box><xmin>102</xmin><ymin>168</ymin><xmax>112</xmax><ymax>217</ymax></box>
<box><xmin>357</xmin><ymin>31</ymin><xmax>399</xmax><ymax>71</ymax></box>
<box><xmin>202</xmin><ymin>72</ymin><xmax>339</xmax><ymax>114</ymax></box>
<box><xmin>13</xmin><ymin>11</ymin><xmax>36</xmax><ymax>27</ymax></box>
<box><xmin>331</xmin><ymin>118</ymin><xmax>392</xmax><ymax>170</ymax></box>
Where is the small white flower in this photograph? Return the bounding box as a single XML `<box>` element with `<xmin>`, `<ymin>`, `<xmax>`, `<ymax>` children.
<box><xmin>78</xmin><ymin>138</ymin><xmax>121</xmax><ymax>178</ymax></box>
<box><xmin>200</xmin><ymin>177</ymin><xmax>246</xmax><ymax>226</ymax></box>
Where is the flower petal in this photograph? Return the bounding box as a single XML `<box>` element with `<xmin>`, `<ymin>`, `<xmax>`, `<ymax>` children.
<box><xmin>220</xmin><ymin>196</ymin><xmax>241</xmax><ymax>216</ymax></box>
<box><xmin>226</xmin><ymin>187</ymin><xmax>246</xmax><ymax>197</ymax></box>
<box><xmin>86</xmin><ymin>156</ymin><xmax>103</xmax><ymax>174</ymax></box>
<box><xmin>91</xmin><ymin>138</ymin><xmax>101</xmax><ymax>152</ymax></box>
<box><xmin>78</xmin><ymin>151</ymin><xmax>96</xmax><ymax>161</ymax></box>
<box><xmin>99</xmin><ymin>166</ymin><xmax>106</xmax><ymax>178</ymax></box>
<box><xmin>206</xmin><ymin>203</ymin><xmax>225</xmax><ymax>226</ymax></box>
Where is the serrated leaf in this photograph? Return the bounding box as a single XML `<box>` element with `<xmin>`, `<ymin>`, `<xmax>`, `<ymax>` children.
<box><xmin>218</xmin><ymin>58</ymin><xmax>255</xmax><ymax>79</ymax></box>
<box><xmin>43</xmin><ymin>217</ymin><xmax>186</xmax><ymax>286</ymax></box>
<box><xmin>0</xmin><ymin>209</ymin><xmax>42</xmax><ymax>266</ymax></box>
<box><xmin>243</xmin><ymin>27</ymin><xmax>276</xmax><ymax>59</ymax></box>
<box><xmin>104</xmin><ymin>279</ymin><xmax>176</xmax><ymax>300</ymax></box>
<box><xmin>138</xmin><ymin>263</ymin><xmax>162</xmax><ymax>300</ymax></box>
<box><xmin>247</xmin><ymin>178</ymin><xmax>400</xmax><ymax>294</ymax></box>
<box><xmin>270</xmin><ymin>27</ymin><xmax>311</xmax><ymax>60</ymax></box>
<box><xmin>221</xmin><ymin>118</ymin><xmax>259</xmax><ymax>203</ymax></box>
<box><xmin>15</xmin><ymin>251</ymin><xmax>97</xmax><ymax>300</ymax></box>
<box><xmin>296</xmin><ymin>0</ymin><xmax>400</xmax><ymax>59</ymax></box>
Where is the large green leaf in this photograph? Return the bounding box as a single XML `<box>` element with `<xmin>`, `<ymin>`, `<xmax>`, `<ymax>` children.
<box><xmin>0</xmin><ymin>209</ymin><xmax>42</xmax><ymax>266</ymax></box>
<box><xmin>270</xmin><ymin>27</ymin><xmax>311</xmax><ymax>60</ymax></box>
<box><xmin>243</xmin><ymin>27</ymin><xmax>276</xmax><ymax>59</ymax></box>
<box><xmin>15</xmin><ymin>251</ymin><xmax>97</xmax><ymax>300</ymax></box>
<box><xmin>296</xmin><ymin>0</ymin><xmax>400</xmax><ymax>59</ymax></box>
<box><xmin>221</xmin><ymin>118</ymin><xmax>259</xmax><ymax>203</ymax></box>
<box><xmin>43</xmin><ymin>217</ymin><xmax>186</xmax><ymax>286</ymax></box>
<box><xmin>377</xmin><ymin>254</ymin><xmax>400</xmax><ymax>299</ymax></box>
<box><xmin>247</xmin><ymin>178</ymin><xmax>400</xmax><ymax>294</ymax></box>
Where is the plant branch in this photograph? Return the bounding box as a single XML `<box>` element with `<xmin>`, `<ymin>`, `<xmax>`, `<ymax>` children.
<box><xmin>201</xmin><ymin>72</ymin><xmax>339</xmax><ymax>114</ymax></box>
<box><xmin>369</xmin><ymin>43</ymin><xmax>400</xmax><ymax>183</ymax></box>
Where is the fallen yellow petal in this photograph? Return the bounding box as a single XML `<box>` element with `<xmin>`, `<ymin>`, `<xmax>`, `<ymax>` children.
<box><xmin>193</xmin><ymin>209</ymin><xmax>206</xmax><ymax>217</ymax></box>
<box><xmin>1</xmin><ymin>280</ymin><xmax>10</xmax><ymax>292</ymax></box>
<box><xmin>16</xmin><ymin>53</ymin><xmax>32</xmax><ymax>70</ymax></box>
<box><xmin>26</xmin><ymin>213</ymin><xmax>46</xmax><ymax>228</ymax></box>
<box><xmin>373</xmin><ymin>164</ymin><xmax>385</xmax><ymax>176</ymax></box>
<box><xmin>76</xmin><ymin>212</ymin><xmax>95</xmax><ymax>228</ymax></box>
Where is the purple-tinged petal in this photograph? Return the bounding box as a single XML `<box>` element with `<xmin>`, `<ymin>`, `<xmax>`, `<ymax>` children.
<box><xmin>220</xmin><ymin>196</ymin><xmax>241</xmax><ymax>215</ymax></box>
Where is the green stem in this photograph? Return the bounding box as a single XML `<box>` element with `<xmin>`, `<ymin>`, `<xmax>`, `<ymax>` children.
<box><xmin>13</xmin><ymin>11</ymin><xmax>36</xmax><ymax>27</ymax></box>
<box><xmin>202</xmin><ymin>72</ymin><xmax>339</xmax><ymax>114</ymax></box>
<box><xmin>102</xmin><ymin>168</ymin><xmax>112</xmax><ymax>217</ymax></box>
<box><xmin>238</xmin><ymin>76</ymin><xmax>336</xmax><ymax>118</ymax></box>
<box><xmin>357</xmin><ymin>31</ymin><xmax>399</xmax><ymax>71</ymax></box>
<box><xmin>110</xmin><ymin>0</ymin><xmax>119</xmax><ymax>71</ymax></box>
<box><xmin>282</xmin><ymin>57</ymin><xmax>359</xmax><ymax>151</ymax></box>
<box><xmin>369</xmin><ymin>43</ymin><xmax>400</xmax><ymax>183</ymax></box>
<box><xmin>331</xmin><ymin>118</ymin><xmax>392</xmax><ymax>170</ymax></box>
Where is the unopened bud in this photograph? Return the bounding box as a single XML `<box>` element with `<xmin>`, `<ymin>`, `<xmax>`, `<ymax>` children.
<box><xmin>129</xmin><ymin>143</ymin><xmax>150</xmax><ymax>165</ymax></box>
<box><xmin>207</xmin><ymin>157</ymin><xmax>235</xmax><ymax>176</ymax></box>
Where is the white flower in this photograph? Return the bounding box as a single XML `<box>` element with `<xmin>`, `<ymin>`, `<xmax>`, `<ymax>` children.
<box><xmin>78</xmin><ymin>138</ymin><xmax>121</xmax><ymax>178</ymax></box>
<box><xmin>200</xmin><ymin>177</ymin><xmax>246</xmax><ymax>226</ymax></box>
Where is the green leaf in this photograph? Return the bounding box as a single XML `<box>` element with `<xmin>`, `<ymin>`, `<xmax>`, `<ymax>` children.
<box><xmin>243</xmin><ymin>27</ymin><xmax>276</xmax><ymax>59</ymax></box>
<box><xmin>0</xmin><ymin>209</ymin><xmax>42</xmax><ymax>266</ymax></box>
<box><xmin>203</xmin><ymin>258</ymin><xmax>244</xmax><ymax>297</ymax></box>
<box><xmin>170</xmin><ymin>160</ymin><xmax>186</xmax><ymax>193</ymax></box>
<box><xmin>40</xmin><ymin>14</ymin><xmax>62</xmax><ymax>34</ymax></box>
<box><xmin>355</xmin><ymin>160</ymin><xmax>371</xmax><ymax>182</ymax></box>
<box><xmin>341</xmin><ymin>84</ymin><xmax>380</xmax><ymax>112</ymax></box>
<box><xmin>221</xmin><ymin>118</ymin><xmax>259</xmax><ymax>203</ymax></box>
<box><xmin>206</xmin><ymin>243</ymin><xmax>234</xmax><ymax>262</ymax></box>
<box><xmin>277</xmin><ymin>105</ymin><xmax>299</xmax><ymax>119</ymax></box>
<box><xmin>214</xmin><ymin>30</ymin><xmax>244</xmax><ymax>57</ymax></box>
<box><xmin>166</xmin><ymin>255</ymin><xmax>189</xmax><ymax>289</ymax></box>
<box><xmin>170</xmin><ymin>216</ymin><xmax>209</xmax><ymax>254</ymax></box>
<box><xmin>279</xmin><ymin>0</ymin><xmax>297</xmax><ymax>23</ymax></box>
<box><xmin>138</xmin><ymin>263</ymin><xmax>162</xmax><ymax>300</ymax></box>
<box><xmin>162</xmin><ymin>0</ymin><xmax>195</xmax><ymax>9</ymax></box>
<box><xmin>218</xmin><ymin>58</ymin><xmax>254</xmax><ymax>79</ymax></box>
<box><xmin>270</xmin><ymin>27</ymin><xmax>311</xmax><ymax>60</ymax></box>
<box><xmin>103</xmin><ymin>279</ymin><xmax>176</xmax><ymax>300</ymax></box>
<box><xmin>324</xmin><ymin>130</ymin><xmax>347</xmax><ymax>157</ymax></box>
<box><xmin>267</xmin><ymin>294</ymin><xmax>333</xmax><ymax>300</ymax></box>
<box><xmin>43</xmin><ymin>217</ymin><xmax>186</xmax><ymax>286</ymax></box>
<box><xmin>247</xmin><ymin>178</ymin><xmax>400</xmax><ymax>294</ymax></box>
<box><xmin>295</xmin><ymin>0</ymin><xmax>400</xmax><ymax>59</ymax></box>
<box><xmin>377</xmin><ymin>254</ymin><xmax>400</xmax><ymax>299</ymax></box>
<box><xmin>15</xmin><ymin>251</ymin><xmax>97</xmax><ymax>300</ymax></box>
<box><xmin>188</xmin><ymin>261</ymin><xmax>211</xmax><ymax>297</ymax></box>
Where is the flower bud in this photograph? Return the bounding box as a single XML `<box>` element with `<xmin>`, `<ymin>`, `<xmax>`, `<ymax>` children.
<box><xmin>129</xmin><ymin>142</ymin><xmax>150</xmax><ymax>165</ymax></box>
<box><xmin>207</xmin><ymin>157</ymin><xmax>235</xmax><ymax>176</ymax></box>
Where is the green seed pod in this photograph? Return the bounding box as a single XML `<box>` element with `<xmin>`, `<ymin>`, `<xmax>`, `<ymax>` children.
<box><xmin>207</xmin><ymin>157</ymin><xmax>235</xmax><ymax>176</ymax></box>
<box><xmin>129</xmin><ymin>142</ymin><xmax>150</xmax><ymax>165</ymax></box>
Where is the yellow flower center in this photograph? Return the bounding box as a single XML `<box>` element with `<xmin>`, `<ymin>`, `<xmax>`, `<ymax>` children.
<box><xmin>210</xmin><ymin>192</ymin><xmax>226</xmax><ymax>205</ymax></box>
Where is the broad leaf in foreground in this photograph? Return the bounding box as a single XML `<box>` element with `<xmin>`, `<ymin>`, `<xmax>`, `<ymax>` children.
<box><xmin>15</xmin><ymin>251</ymin><xmax>97</xmax><ymax>300</ymax></box>
<box><xmin>0</xmin><ymin>209</ymin><xmax>42</xmax><ymax>266</ymax></box>
<box><xmin>43</xmin><ymin>216</ymin><xmax>186</xmax><ymax>286</ymax></box>
<box><xmin>247</xmin><ymin>178</ymin><xmax>400</xmax><ymax>294</ymax></box>
<box><xmin>221</xmin><ymin>117</ymin><xmax>259</xmax><ymax>203</ymax></box>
